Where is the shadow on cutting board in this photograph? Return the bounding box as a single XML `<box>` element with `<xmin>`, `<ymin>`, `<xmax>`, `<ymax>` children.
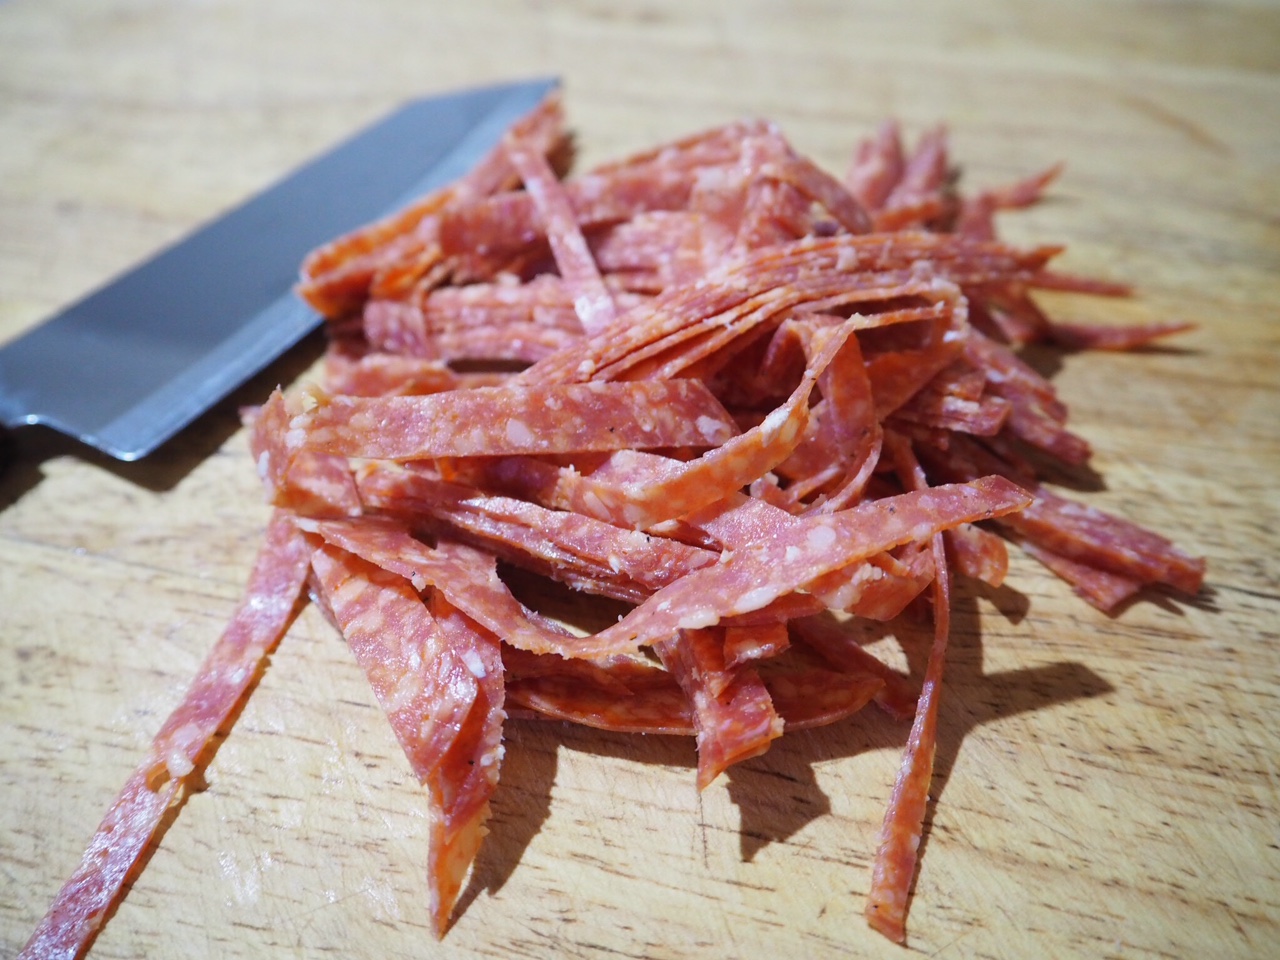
<box><xmin>726</xmin><ymin>589</ymin><xmax>1115</xmax><ymax>865</ymax></box>
<box><xmin>460</xmin><ymin>582</ymin><xmax>1115</xmax><ymax>919</ymax></box>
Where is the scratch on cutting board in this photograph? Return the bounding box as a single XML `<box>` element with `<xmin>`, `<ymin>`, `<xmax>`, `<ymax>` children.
<box><xmin>1114</xmin><ymin>91</ymin><xmax>1231</xmax><ymax>156</ymax></box>
<box><xmin>696</xmin><ymin>791</ymin><xmax>710</xmax><ymax>869</ymax></box>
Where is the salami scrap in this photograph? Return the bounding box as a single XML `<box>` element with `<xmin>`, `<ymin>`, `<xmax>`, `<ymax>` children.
<box><xmin>25</xmin><ymin>88</ymin><xmax>1206</xmax><ymax>959</ymax></box>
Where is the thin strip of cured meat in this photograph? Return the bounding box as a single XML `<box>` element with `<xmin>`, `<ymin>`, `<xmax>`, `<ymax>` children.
<box><xmin>320</xmin><ymin>477</ymin><xmax>1028</xmax><ymax>661</ymax></box>
<box><xmin>943</xmin><ymin>521</ymin><xmax>1010</xmax><ymax>588</ymax></box>
<box><xmin>504</xmin><ymin>133</ymin><xmax>619</xmax><ymax>333</ymax></box>
<box><xmin>1047</xmin><ymin>319</ymin><xmax>1197</xmax><ymax>351</ymax></box>
<box><xmin>1004</xmin><ymin>487</ymin><xmax>1205</xmax><ymax>597</ymax></box>
<box><xmin>587</xmin><ymin>476</ymin><xmax>1031</xmax><ymax>653</ymax></box>
<box><xmin>749</xmin><ymin>132</ymin><xmax>872</xmax><ymax>234</ymax></box>
<box><xmin>763</xmin><ymin>669</ymin><xmax>885</xmax><ymax>730</ymax></box>
<box><xmin>804</xmin><ymin>544</ymin><xmax>936</xmax><ymax>622</ymax></box>
<box><xmin>364</xmin><ymin>303</ymin><xmax>583</xmax><ymax>364</ymax></box>
<box><xmin>362</xmin><ymin>277</ymin><xmax>589</xmax><ymax>359</ymax></box>
<box><xmin>300</xmin><ymin>517</ymin><xmax>598</xmax><ymax>658</ymax></box>
<box><xmin>865</xmin><ymin>435</ymin><xmax>954</xmax><ymax>944</ymax></box>
<box><xmin>845</xmin><ymin>119</ymin><xmax>905</xmax><ymax>212</ymax></box>
<box><xmin>421</xmin><ymin>275</ymin><xmax>586</xmax><ymax>332</ymax></box>
<box><xmin>795</xmin><ymin>319</ymin><xmax>883</xmax><ymax>512</ymax></box>
<box><xmin>291</xmin><ymin>379</ymin><xmax>738</xmax><ymax>461</ymax></box>
<box><xmin>308</xmin><ymin>541</ymin><xmax>505</xmax><ymax>937</ymax></box>
<box><xmin>551</xmin><ymin>322</ymin><xmax>852</xmax><ymax>528</ymax></box>
<box><xmin>1017</xmin><ymin>538</ymin><xmax>1145</xmax><ymax>612</ymax></box>
<box><xmin>589</xmin><ymin>448</ymin><xmax>936</xmax><ymax>623</ymax></box>
<box><xmin>869</xmin><ymin>132</ymin><xmax>951</xmax><ymax>232</ymax></box>
<box><xmin>436</xmin><ymin>119</ymin><xmax>769</xmax><ymax>267</ymax></box>
<box><xmin>523</xmin><ymin>232</ymin><xmax>1059</xmax><ymax>385</ymax></box>
<box><xmin>312</xmin><ymin>542</ymin><xmax>505</xmax><ymax>934</ymax></box>
<box><xmin>506</xmin><ymin>664</ymin><xmax>695</xmax><ymax>735</ymax></box>
<box><xmin>423</xmin><ymin>590</ymin><xmax>506</xmax><ymax>938</ymax></box>
<box><xmin>509</xmin><ymin>660</ymin><xmax>886</xmax><ymax>736</ymax></box>
<box><xmin>21</xmin><ymin>512</ymin><xmax>310</xmax><ymax>960</ymax></box>
<box><xmin>1030</xmin><ymin>269</ymin><xmax>1133</xmax><ymax>298</ymax></box>
<box><xmin>249</xmin><ymin>390</ymin><xmax>361</xmax><ymax>516</ymax></box>
<box><xmin>299</xmin><ymin>91</ymin><xmax>566</xmax><ymax>317</ymax></box>
<box><xmin>323</xmin><ymin>346</ymin><xmax>462</xmax><ymax>397</ymax></box>
<box><xmin>308</xmin><ymin>543</ymin><xmax>478</xmax><ymax>785</ymax></box>
<box><xmin>356</xmin><ymin>465</ymin><xmax>717</xmax><ymax>603</ymax></box>
<box><xmin>654</xmin><ymin>628</ymin><xmax>783</xmax><ymax>790</ymax></box>
<box><xmin>789</xmin><ymin>613</ymin><xmax>918</xmax><ymax>721</ymax></box>
<box><xmin>501</xmin><ymin>646</ymin><xmax>637</xmax><ymax>696</ymax></box>
<box><xmin>722</xmin><ymin>622</ymin><xmax>790</xmax><ymax>672</ymax></box>
<box><xmin>589</xmin><ymin>210</ymin><xmax>734</xmax><ymax>290</ymax></box>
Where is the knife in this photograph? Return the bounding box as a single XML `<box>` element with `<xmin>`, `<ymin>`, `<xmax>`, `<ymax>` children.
<box><xmin>0</xmin><ymin>76</ymin><xmax>558</xmax><ymax>462</ymax></box>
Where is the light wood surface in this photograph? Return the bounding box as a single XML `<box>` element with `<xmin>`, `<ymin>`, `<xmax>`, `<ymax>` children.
<box><xmin>2</xmin><ymin>2</ymin><xmax>1278</xmax><ymax>958</ymax></box>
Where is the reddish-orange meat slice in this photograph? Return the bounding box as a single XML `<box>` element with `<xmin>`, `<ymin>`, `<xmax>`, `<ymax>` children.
<box><xmin>292</xmin><ymin>379</ymin><xmax>738</xmax><ymax>461</ymax></box>
<box><xmin>21</xmin><ymin>512</ymin><xmax>310</xmax><ymax>960</ymax></box>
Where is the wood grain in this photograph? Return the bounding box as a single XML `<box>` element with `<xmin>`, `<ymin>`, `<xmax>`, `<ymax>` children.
<box><xmin>2</xmin><ymin>1</ymin><xmax>1278</xmax><ymax>958</ymax></box>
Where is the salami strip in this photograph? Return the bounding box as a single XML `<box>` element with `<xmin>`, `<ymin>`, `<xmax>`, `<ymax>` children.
<box><xmin>249</xmin><ymin>390</ymin><xmax>361</xmax><ymax>516</ymax></box>
<box><xmin>22</xmin><ymin>512</ymin><xmax>310</xmax><ymax>960</ymax></box>
<box><xmin>655</xmin><ymin>628</ymin><xmax>783</xmax><ymax>789</ymax></box>
<box><xmin>437</xmin><ymin>119</ymin><xmax>768</xmax><ymax>268</ymax></box>
<box><xmin>552</xmin><ymin>323</ymin><xmax>848</xmax><ymax>528</ymax></box>
<box><xmin>301</xmin><ymin>517</ymin><xmax>601</xmax><ymax>657</ymax></box>
<box><xmin>299</xmin><ymin>91</ymin><xmax>566</xmax><ymax>318</ymax></box>
<box><xmin>309</xmin><ymin>542</ymin><xmax>506</xmax><ymax>936</ymax></box>
<box><xmin>1005</xmin><ymin>487</ymin><xmax>1205</xmax><ymax>597</ymax></box>
<box><xmin>845</xmin><ymin>119</ymin><xmax>906</xmax><ymax>212</ymax></box>
<box><xmin>323</xmin><ymin>346</ymin><xmax>461</xmax><ymax>397</ymax></box>
<box><xmin>525</xmin><ymin>232</ymin><xmax>1057</xmax><ymax>387</ymax></box>
<box><xmin>943</xmin><ymin>521</ymin><xmax>1011</xmax><ymax>588</ymax></box>
<box><xmin>797</xmin><ymin>319</ymin><xmax>883</xmax><ymax>512</ymax></box>
<box><xmin>309</xmin><ymin>544</ymin><xmax>478</xmax><ymax>782</ymax></box>
<box><xmin>423</xmin><ymin>591</ymin><xmax>506</xmax><ymax>937</ymax></box>
<box><xmin>365</xmin><ymin>301</ymin><xmax>583</xmax><ymax>363</ymax></box>
<box><xmin>438</xmin><ymin>163</ymin><xmax>699</xmax><ymax>265</ymax></box>
<box><xmin>292</xmin><ymin>379</ymin><xmax>738</xmax><ymax>461</ymax></box>
<box><xmin>722</xmin><ymin>622</ymin><xmax>790</xmax><ymax>671</ymax></box>
<box><xmin>790</xmin><ymin>613</ymin><xmax>918</xmax><ymax>721</ymax></box>
<box><xmin>1047</xmin><ymin>319</ymin><xmax>1197</xmax><ymax>351</ymax></box>
<box><xmin>507</xmin><ymin>668</ymin><xmax>695</xmax><ymax>735</ymax></box>
<box><xmin>1018</xmin><ymin>538</ymin><xmax>1145</xmax><ymax>612</ymax></box>
<box><xmin>505</xmin><ymin>134</ymin><xmax>618</xmax><ymax>333</ymax></box>
<box><xmin>764</xmin><ymin>669</ymin><xmax>885</xmax><ymax>730</ymax></box>
<box><xmin>866</xmin><ymin>435</ymin><xmax>954</xmax><ymax>943</ymax></box>
<box><xmin>356</xmin><ymin>465</ymin><xmax>717</xmax><ymax>603</ymax></box>
<box><xmin>587</xmin><ymin>477</ymin><xmax>1032</xmax><ymax>653</ymax></box>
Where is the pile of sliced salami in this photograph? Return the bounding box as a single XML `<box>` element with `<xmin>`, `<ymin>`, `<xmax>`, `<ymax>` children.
<box><xmin>22</xmin><ymin>91</ymin><xmax>1205</xmax><ymax>958</ymax></box>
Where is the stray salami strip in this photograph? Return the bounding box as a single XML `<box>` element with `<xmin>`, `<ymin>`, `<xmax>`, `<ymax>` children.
<box><xmin>22</xmin><ymin>512</ymin><xmax>310</xmax><ymax>960</ymax></box>
<box><xmin>865</xmin><ymin>434</ymin><xmax>955</xmax><ymax>943</ymax></box>
<box><xmin>27</xmin><ymin>88</ymin><xmax>1207</xmax><ymax>957</ymax></box>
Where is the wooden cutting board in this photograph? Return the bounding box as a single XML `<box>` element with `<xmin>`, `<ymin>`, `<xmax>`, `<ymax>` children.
<box><xmin>2</xmin><ymin>2</ymin><xmax>1278</xmax><ymax>958</ymax></box>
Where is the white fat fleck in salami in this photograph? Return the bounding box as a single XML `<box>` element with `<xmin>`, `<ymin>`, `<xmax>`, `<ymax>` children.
<box><xmin>505</xmin><ymin>419</ymin><xmax>535</xmax><ymax>447</ymax></box>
